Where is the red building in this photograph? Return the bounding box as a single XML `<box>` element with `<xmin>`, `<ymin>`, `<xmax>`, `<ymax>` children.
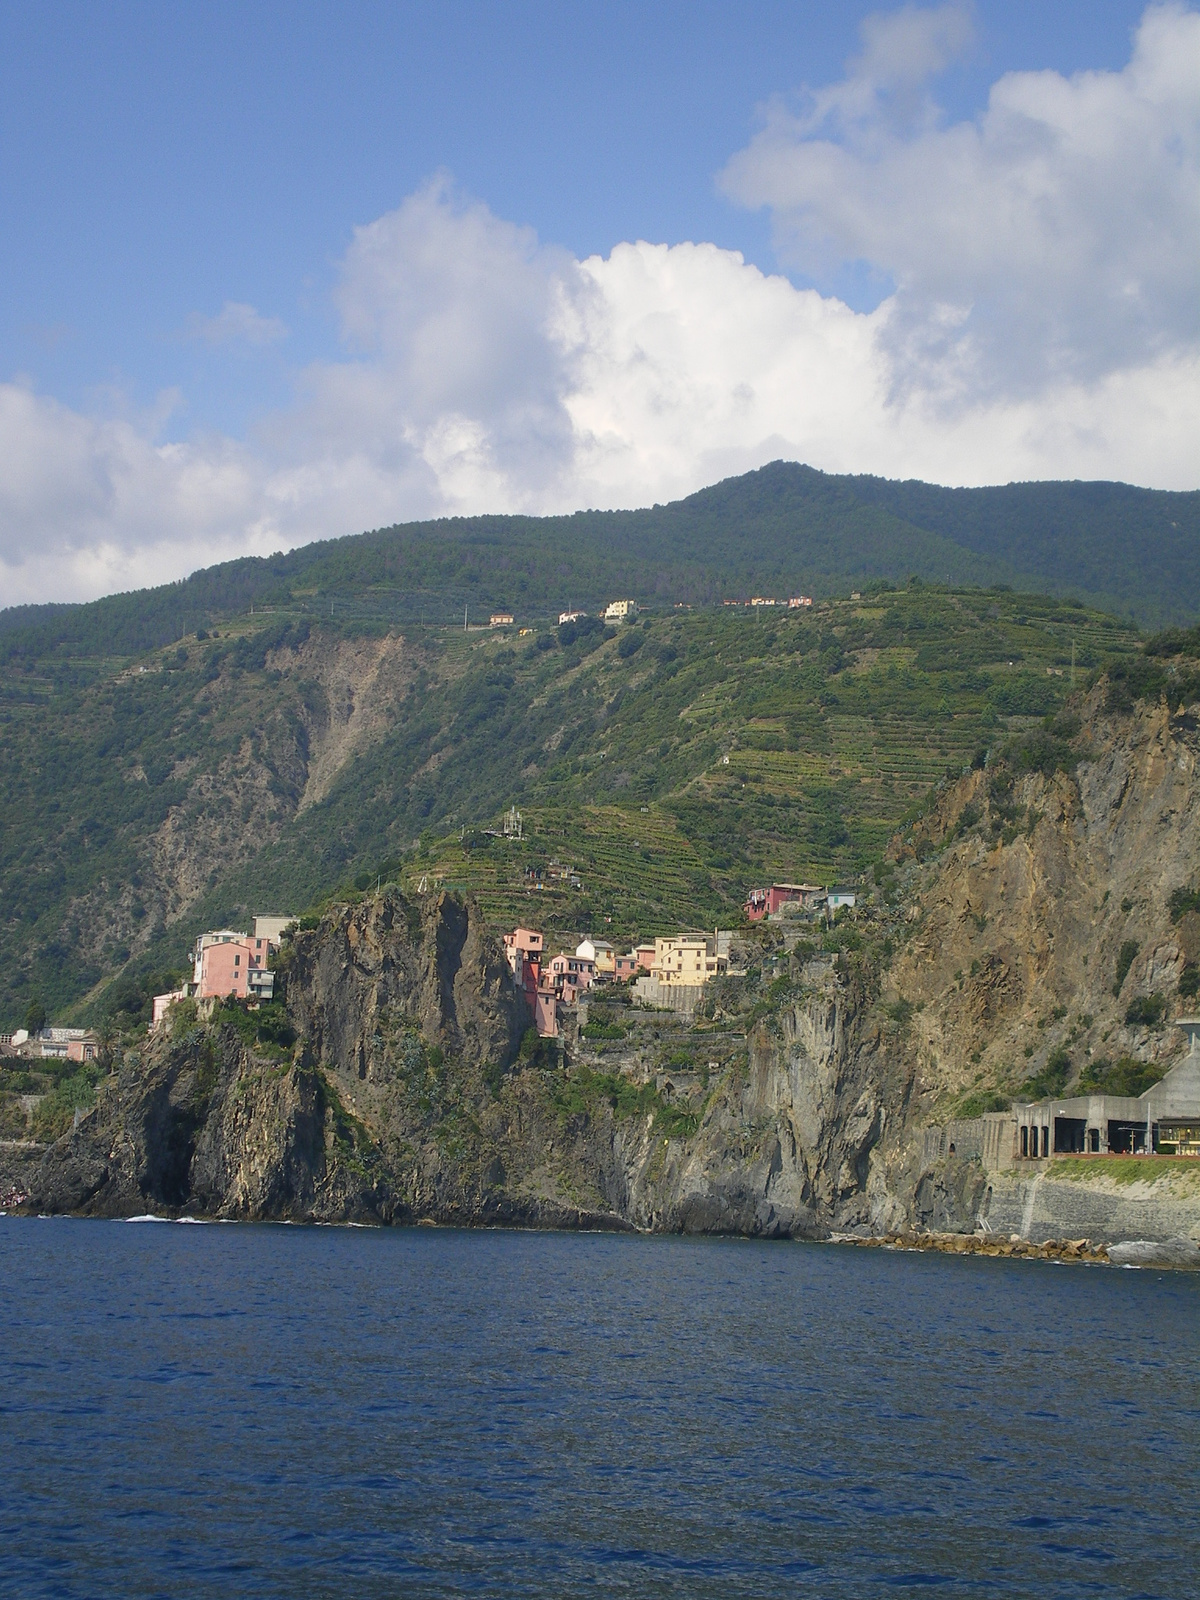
<box><xmin>745</xmin><ymin>883</ymin><xmax>827</xmax><ymax>921</ymax></box>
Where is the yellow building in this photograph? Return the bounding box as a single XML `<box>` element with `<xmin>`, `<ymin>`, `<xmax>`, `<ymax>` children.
<box><xmin>651</xmin><ymin>935</ymin><xmax>726</xmax><ymax>985</ymax></box>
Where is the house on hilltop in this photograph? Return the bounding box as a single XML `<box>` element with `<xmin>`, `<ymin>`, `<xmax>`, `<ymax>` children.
<box><xmin>745</xmin><ymin>884</ymin><xmax>826</xmax><ymax>921</ymax></box>
<box><xmin>152</xmin><ymin>913</ymin><xmax>291</xmax><ymax>1028</ymax></box>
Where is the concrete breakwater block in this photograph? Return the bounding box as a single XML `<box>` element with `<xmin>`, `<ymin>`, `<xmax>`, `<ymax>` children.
<box><xmin>1107</xmin><ymin>1237</ymin><xmax>1200</xmax><ymax>1268</ymax></box>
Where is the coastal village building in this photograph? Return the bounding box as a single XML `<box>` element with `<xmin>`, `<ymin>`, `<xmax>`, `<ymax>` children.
<box><xmin>194</xmin><ymin>935</ymin><xmax>275</xmax><ymax>1003</ymax></box>
<box><xmin>633</xmin><ymin>933</ymin><xmax>730</xmax><ymax>1013</ymax></box>
<box><xmin>489</xmin><ymin>612</ymin><xmax>514</xmax><ymax>627</ymax></box>
<box><xmin>558</xmin><ymin>609</ymin><xmax>587</xmax><ymax>625</ymax></box>
<box><xmin>503</xmin><ymin>927</ymin><xmax>544</xmax><ymax>1012</ymax></box>
<box><xmin>547</xmin><ymin>953</ymin><xmax>596</xmax><ymax>1000</ymax></box>
<box><xmin>603</xmin><ymin>599</ymin><xmax>638</xmax><ymax>623</ymax></box>
<box><xmin>5</xmin><ymin>1027</ymin><xmax>99</xmax><ymax>1062</ymax></box>
<box><xmin>827</xmin><ymin>888</ymin><xmax>857</xmax><ymax>910</ymax></box>
<box><xmin>506</xmin><ymin>923</ymin><xmax>719</xmax><ymax>1036</ymax></box>
<box><xmin>745</xmin><ymin>883</ymin><xmax>827</xmax><ymax>921</ymax></box>
<box><xmin>151</xmin><ymin>913</ymin><xmax>291</xmax><ymax>1028</ymax></box>
<box><xmin>576</xmin><ymin>937</ymin><xmax>615</xmax><ymax>976</ymax></box>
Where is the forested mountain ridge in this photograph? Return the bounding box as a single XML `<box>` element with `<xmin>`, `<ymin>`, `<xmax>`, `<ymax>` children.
<box><xmin>3</xmin><ymin>464</ymin><xmax>1200</xmax><ymax>669</ymax></box>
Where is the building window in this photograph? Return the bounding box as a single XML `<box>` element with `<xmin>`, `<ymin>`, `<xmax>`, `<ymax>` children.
<box><xmin>1021</xmin><ymin>1126</ymin><xmax>1028</xmax><ymax>1157</ymax></box>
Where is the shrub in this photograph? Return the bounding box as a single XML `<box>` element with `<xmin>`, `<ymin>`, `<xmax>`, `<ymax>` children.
<box><xmin>582</xmin><ymin>1021</ymin><xmax>626</xmax><ymax>1041</ymax></box>
<box><xmin>517</xmin><ymin>1027</ymin><xmax>556</xmax><ymax>1070</ymax></box>
<box><xmin>959</xmin><ymin>1090</ymin><xmax>1011</xmax><ymax>1117</ymax></box>
<box><xmin>30</xmin><ymin>1069</ymin><xmax>98</xmax><ymax>1142</ymax></box>
<box><xmin>617</xmin><ymin>631</ymin><xmax>644</xmax><ymax>659</ymax></box>
<box><xmin>1179</xmin><ymin>965</ymin><xmax>1200</xmax><ymax>999</ymax></box>
<box><xmin>1018</xmin><ymin>1046</ymin><xmax>1071</xmax><ymax>1101</ymax></box>
<box><xmin>210</xmin><ymin>999</ymin><xmax>296</xmax><ymax>1054</ymax></box>
<box><xmin>1168</xmin><ymin>885</ymin><xmax>1200</xmax><ymax>924</ymax></box>
<box><xmin>1079</xmin><ymin>1055</ymin><xmax>1163</xmax><ymax>1096</ymax></box>
<box><xmin>1112</xmin><ymin>938</ymin><xmax>1139</xmax><ymax>996</ymax></box>
<box><xmin>1124</xmin><ymin>992</ymin><xmax>1167</xmax><ymax>1028</ymax></box>
<box><xmin>169</xmin><ymin>998</ymin><xmax>199</xmax><ymax>1038</ymax></box>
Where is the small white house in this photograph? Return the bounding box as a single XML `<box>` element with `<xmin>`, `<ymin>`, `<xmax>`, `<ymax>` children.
<box><xmin>827</xmin><ymin>888</ymin><xmax>857</xmax><ymax>910</ymax></box>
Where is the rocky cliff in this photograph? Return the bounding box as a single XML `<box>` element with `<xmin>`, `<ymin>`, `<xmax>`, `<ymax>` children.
<box><xmin>14</xmin><ymin>689</ymin><xmax>1200</xmax><ymax>1250</ymax></box>
<box><xmin>18</xmin><ymin>891</ymin><xmax>907</xmax><ymax>1236</ymax></box>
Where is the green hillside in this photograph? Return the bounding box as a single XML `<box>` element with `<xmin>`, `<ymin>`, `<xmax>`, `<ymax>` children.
<box><xmin>0</xmin><ymin>577</ymin><xmax>1148</xmax><ymax>1028</ymax></box>
<box><xmin>3</xmin><ymin>466</ymin><xmax>1200</xmax><ymax>675</ymax></box>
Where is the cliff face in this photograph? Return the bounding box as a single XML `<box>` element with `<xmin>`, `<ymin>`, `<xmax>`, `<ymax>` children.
<box><xmin>20</xmin><ymin>693</ymin><xmax>1200</xmax><ymax>1243</ymax></box>
<box><xmin>881</xmin><ymin>688</ymin><xmax>1200</xmax><ymax>1109</ymax></box>
<box><xmin>23</xmin><ymin>892</ymin><xmax>906</xmax><ymax>1235</ymax></box>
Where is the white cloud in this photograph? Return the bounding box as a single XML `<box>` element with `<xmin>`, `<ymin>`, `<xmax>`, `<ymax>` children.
<box><xmin>719</xmin><ymin>2</ymin><xmax>1200</xmax><ymax>399</ymax></box>
<box><xmin>185</xmin><ymin>300</ymin><xmax>288</xmax><ymax>347</ymax></box>
<box><xmin>0</xmin><ymin>381</ymin><xmax>280</xmax><ymax>605</ymax></box>
<box><xmin>1</xmin><ymin>7</ymin><xmax>1198</xmax><ymax>607</ymax></box>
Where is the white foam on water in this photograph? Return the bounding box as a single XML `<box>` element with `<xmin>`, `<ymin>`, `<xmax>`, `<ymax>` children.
<box><xmin>124</xmin><ymin>1214</ymin><xmax>169</xmax><ymax>1223</ymax></box>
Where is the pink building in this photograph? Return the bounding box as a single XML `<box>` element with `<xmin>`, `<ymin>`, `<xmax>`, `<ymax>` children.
<box><xmin>193</xmin><ymin>932</ymin><xmax>275</xmax><ymax>1001</ymax></box>
<box><xmin>152</xmin><ymin>988</ymin><xmax>189</xmax><ymax>1029</ymax></box>
<box><xmin>546</xmin><ymin>953</ymin><xmax>595</xmax><ymax>1000</ymax></box>
<box><xmin>634</xmin><ymin>944</ymin><xmax>656</xmax><ymax>972</ymax></box>
<box><xmin>504</xmin><ymin>927</ymin><xmax>544</xmax><ymax>973</ymax></box>
<box><xmin>504</xmin><ymin>927</ymin><xmax>545</xmax><ymax>1012</ymax></box>
<box><xmin>534</xmin><ymin>985</ymin><xmax>558</xmax><ymax>1038</ymax></box>
<box><xmin>613</xmin><ymin>954</ymin><xmax>638</xmax><ymax>980</ymax></box>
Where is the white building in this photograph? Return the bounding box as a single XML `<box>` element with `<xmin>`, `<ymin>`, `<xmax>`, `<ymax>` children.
<box><xmin>603</xmin><ymin>600</ymin><xmax>638</xmax><ymax>623</ymax></box>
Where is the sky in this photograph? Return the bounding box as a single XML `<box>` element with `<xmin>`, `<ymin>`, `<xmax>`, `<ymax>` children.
<box><xmin>1</xmin><ymin>0</ymin><xmax>1197</xmax><ymax>606</ymax></box>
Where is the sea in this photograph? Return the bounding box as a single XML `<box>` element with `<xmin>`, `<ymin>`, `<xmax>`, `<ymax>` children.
<box><xmin>1</xmin><ymin>1219</ymin><xmax>1197</xmax><ymax>1599</ymax></box>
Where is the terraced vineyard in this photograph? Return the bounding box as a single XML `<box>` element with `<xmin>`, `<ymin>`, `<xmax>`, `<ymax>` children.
<box><xmin>379</xmin><ymin>584</ymin><xmax>1138</xmax><ymax>942</ymax></box>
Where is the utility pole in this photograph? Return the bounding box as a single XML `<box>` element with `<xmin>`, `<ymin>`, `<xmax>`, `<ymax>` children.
<box><xmin>1071</xmin><ymin>637</ymin><xmax>1076</xmax><ymax>689</ymax></box>
<box><xmin>464</xmin><ymin>604</ymin><xmax>468</xmax><ymax>633</ymax></box>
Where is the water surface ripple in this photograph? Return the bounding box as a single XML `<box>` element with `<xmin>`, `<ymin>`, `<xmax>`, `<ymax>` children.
<box><xmin>1</xmin><ymin>1220</ymin><xmax>1196</xmax><ymax>1597</ymax></box>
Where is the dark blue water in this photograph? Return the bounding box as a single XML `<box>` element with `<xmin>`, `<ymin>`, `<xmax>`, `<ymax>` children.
<box><xmin>1</xmin><ymin>1220</ymin><xmax>1197</xmax><ymax>1598</ymax></box>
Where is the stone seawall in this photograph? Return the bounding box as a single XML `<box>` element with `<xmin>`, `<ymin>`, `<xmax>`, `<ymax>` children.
<box><xmin>979</xmin><ymin>1165</ymin><xmax>1200</xmax><ymax>1246</ymax></box>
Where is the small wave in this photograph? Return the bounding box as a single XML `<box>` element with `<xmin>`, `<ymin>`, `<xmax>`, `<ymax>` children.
<box><xmin>124</xmin><ymin>1214</ymin><xmax>169</xmax><ymax>1224</ymax></box>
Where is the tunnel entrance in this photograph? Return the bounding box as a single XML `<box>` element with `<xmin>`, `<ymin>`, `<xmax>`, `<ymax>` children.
<box><xmin>1107</xmin><ymin>1120</ymin><xmax>1148</xmax><ymax>1155</ymax></box>
<box><xmin>1054</xmin><ymin>1116</ymin><xmax>1087</xmax><ymax>1153</ymax></box>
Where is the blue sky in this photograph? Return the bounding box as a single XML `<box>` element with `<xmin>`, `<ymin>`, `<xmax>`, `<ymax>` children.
<box><xmin>0</xmin><ymin>1</ymin><xmax>1196</xmax><ymax>603</ymax></box>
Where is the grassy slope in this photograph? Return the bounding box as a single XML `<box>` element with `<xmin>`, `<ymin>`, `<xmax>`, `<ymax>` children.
<box><xmin>0</xmin><ymin>580</ymin><xmax>1140</xmax><ymax>1026</ymax></box>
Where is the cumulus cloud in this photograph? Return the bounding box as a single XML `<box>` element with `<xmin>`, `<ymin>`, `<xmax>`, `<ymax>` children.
<box><xmin>719</xmin><ymin>1</ymin><xmax>1200</xmax><ymax>399</ymax></box>
<box><xmin>1</xmin><ymin>5</ymin><xmax>1198</xmax><ymax>606</ymax></box>
<box><xmin>185</xmin><ymin>300</ymin><xmax>288</xmax><ymax>347</ymax></box>
<box><xmin>0</xmin><ymin>381</ymin><xmax>280</xmax><ymax>604</ymax></box>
